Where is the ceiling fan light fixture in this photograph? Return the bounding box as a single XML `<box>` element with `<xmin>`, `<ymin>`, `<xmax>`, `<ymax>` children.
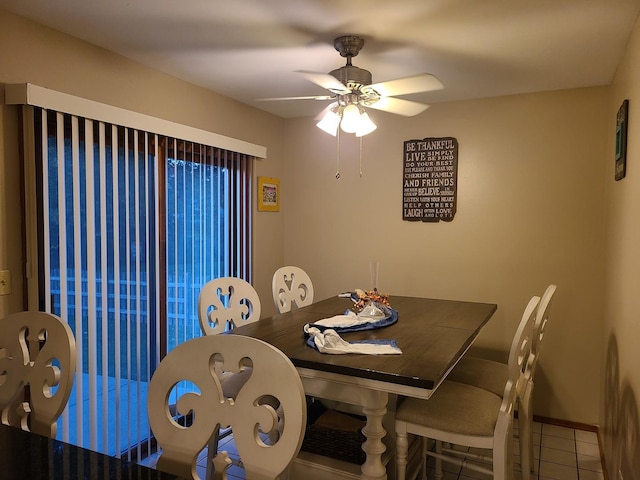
<box><xmin>317</xmin><ymin>103</ymin><xmax>377</xmax><ymax>137</ymax></box>
<box><xmin>316</xmin><ymin>108</ymin><xmax>341</xmax><ymax>136</ymax></box>
<box><xmin>340</xmin><ymin>104</ymin><xmax>361</xmax><ymax>133</ymax></box>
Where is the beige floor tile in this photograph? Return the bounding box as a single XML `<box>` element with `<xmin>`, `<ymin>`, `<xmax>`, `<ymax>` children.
<box><xmin>576</xmin><ymin>440</ymin><xmax>600</xmax><ymax>457</ymax></box>
<box><xmin>541</xmin><ymin>434</ymin><xmax>576</xmax><ymax>453</ymax></box>
<box><xmin>539</xmin><ymin>460</ymin><xmax>579</xmax><ymax>480</ymax></box>
<box><xmin>539</xmin><ymin>446</ymin><xmax>577</xmax><ymax>467</ymax></box>
<box><xmin>459</xmin><ymin>466</ymin><xmax>493</xmax><ymax>479</ymax></box>
<box><xmin>578</xmin><ymin>453</ymin><xmax>604</xmax><ymax>472</ymax></box>
<box><xmin>574</xmin><ymin>429</ymin><xmax>598</xmax><ymax>444</ymax></box>
<box><xmin>578</xmin><ymin>469</ymin><xmax>605</xmax><ymax>480</ymax></box>
<box><xmin>542</xmin><ymin>424</ymin><xmax>575</xmax><ymax>439</ymax></box>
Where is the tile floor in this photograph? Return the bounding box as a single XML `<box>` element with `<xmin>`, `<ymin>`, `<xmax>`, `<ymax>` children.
<box><xmin>147</xmin><ymin>420</ymin><xmax>605</xmax><ymax>480</ymax></box>
<box><xmin>425</xmin><ymin>420</ymin><xmax>604</xmax><ymax>480</ymax></box>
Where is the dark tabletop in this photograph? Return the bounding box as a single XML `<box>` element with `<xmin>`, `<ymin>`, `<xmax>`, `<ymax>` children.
<box><xmin>0</xmin><ymin>423</ymin><xmax>184</xmax><ymax>480</ymax></box>
<box><xmin>230</xmin><ymin>295</ymin><xmax>497</xmax><ymax>390</ymax></box>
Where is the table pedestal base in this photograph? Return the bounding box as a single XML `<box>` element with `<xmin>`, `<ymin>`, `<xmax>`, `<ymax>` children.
<box><xmin>297</xmin><ymin>370</ymin><xmax>395</xmax><ymax>480</ymax></box>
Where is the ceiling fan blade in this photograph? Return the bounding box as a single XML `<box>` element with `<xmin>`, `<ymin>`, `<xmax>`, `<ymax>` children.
<box><xmin>366</xmin><ymin>97</ymin><xmax>429</xmax><ymax>117</ymax></box>
<box><xmin>368</xmin><ymin>74</ymin><xmax>444</xmax><ymax>97</ymax></box>
<box><xmin>296</xmin><ymin>70</ymin><xmax>352</xmax><ymax>95</ymax></box>
<box><xmin>257</xmin><ymin>95</ymin><xmax>335</xmax><ymax>101</ymax></box>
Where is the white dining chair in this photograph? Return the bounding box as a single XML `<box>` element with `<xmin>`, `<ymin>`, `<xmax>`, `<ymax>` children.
<box><xmin>395</xmin><ymin>295</ymin><xmax>540</xmax><ymax>480</ymax></box>
<box><xmin>0</xmin><ymin>311</ymin><xmax>76</xmax><ymax>438</ymax></box>
<box><xmin>272</xmin><ymin>266</ymin><xmax>314</xmax><ymax>314</ymax></box>
<box><xmin>446</xmin><ymin>284</ymin><xmax>557</xmax><ymax>476</ymax></box>
<box><xmin>198</xmin><ymin>277</ymin><xmax>262</xmax><ymax>335</ymax></box>
<box><xmin>147</xmin><ymin>334</ymin><xmax>307</xmax><ymax>480</ymax></box>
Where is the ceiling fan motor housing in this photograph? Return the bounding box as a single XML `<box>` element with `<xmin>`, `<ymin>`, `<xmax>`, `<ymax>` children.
<box><xmin>330</xmin><ymin>65</ymin><xmax>372</xmax><ymax>90</ymax></box>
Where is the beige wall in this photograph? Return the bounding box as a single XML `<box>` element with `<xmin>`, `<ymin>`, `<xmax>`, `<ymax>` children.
<box><xmin>0</xmin><ymin>8</ymin><xmax>286</xmax><ymax>315</ymax></box>
<box><xmin>602</xmin><ymin>9</ymin><xmax>640</xmax><ymax>480</ymax></box>
<box><xmin>0</xmin><ymin>102</ymin><xmax>23</xmax><ymax>317</ymax></box>
<box><xmin>282</xmin><ymin>88</ymin><xmax>608</xmax><ymax>424</ymax></box>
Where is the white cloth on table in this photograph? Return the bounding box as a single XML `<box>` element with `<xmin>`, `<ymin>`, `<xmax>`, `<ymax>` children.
<box><xmin>305</xmin><ymin>304</ymin><xmax>398</xmax><ymax>334</ymax></box>
<box><xmin>304</xmin><ymin>326</ymin><xmax>402</xmax><ymax>355</ymax></box>
<box><xmin>311</xmin><ymin>310</ymin><xmax>381</xmax><ymax>329</ymax></box>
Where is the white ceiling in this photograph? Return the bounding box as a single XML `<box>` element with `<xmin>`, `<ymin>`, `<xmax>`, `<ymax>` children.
<box><xmin>2</xmin><ymin>0</ymin><xmax>640</xmax><ymax>119</ymax></box>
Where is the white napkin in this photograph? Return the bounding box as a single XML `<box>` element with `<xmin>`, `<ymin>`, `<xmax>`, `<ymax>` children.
<box><xmin>305</xmin><ymin>326</ymin><xmax>402</xmax><ymax>355</ymax></box>
<box><xmin>311</xmin><ymin>310</ymin><xmax>383</xmax><ymax>329</ymax></box>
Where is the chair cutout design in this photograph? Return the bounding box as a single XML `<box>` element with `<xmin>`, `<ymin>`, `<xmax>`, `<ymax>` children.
<box><xmin>272</xmin><ymin>266</ymin><xmax>314</xmax><ymax>314</ymax></box>
<box><xmin>197</xmin><ymin>277</ymin><xmax>265</xmax><ymax>478</ymax></box>
<box><xmin>445</xmin><ymin>284</ymin><xmax>557</xmax><ymax>476</ymax></box>
<box><xmin>147</xmin><ymin>334</ymin><xmax>307</xmax><ymax>480</ymax></box>
<box><xmin>198</xmin><ymin>277</ymin><xmax>261</xmax><ymax>336</ymax></box>
<box><xmin>395</xmin><ymin>295</ymin><xmax>540</xmax><ymax>480</ymax></box>
<box><xmin>0</xmin><ymin>311</ymin><xmax>76</xmax><ymax>438</ymax></box>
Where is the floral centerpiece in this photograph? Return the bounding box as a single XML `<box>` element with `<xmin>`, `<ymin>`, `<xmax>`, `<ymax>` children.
<box><xmin>352</xmin><ymin>288</ymin><xmax>391</xmax><ymax>313</ymax></box>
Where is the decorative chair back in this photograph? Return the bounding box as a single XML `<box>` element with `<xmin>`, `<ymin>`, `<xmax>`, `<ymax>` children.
<box><xmin>518</xmin><ymin>284</ymin><xmax>557</xmax><ymax>476</ymax></box>
<box><xmin>0</xmin><ymin>311</ymin><xmax>76</xmax><ymax>438</ymax></box>
<box><xmin>147</xmin><ymin>334</ymin><xmax>306</xmax><ymax>480</ymax></box>
<box><xmin>198</xmin><ymin>277</ymin><xmax>261</xmax><ymax>335</ymax></box>
<box><xmin>489</xmin><ymin>295</ymin><xmax>539</xmax><ymax>480</ymax></box>
<box><xmin>272</xmin><ymin>266</ymin><xmax>314</xmax><ymax>314</ymax></box>
<box><xmin>529</xmin><ymin>284</ymin><xmax>557</xmax><ymax>378</ymax></box>
<box><xmin>500</xmin><ymin>295</ymin><xmax>540</xmax><ymax>424</ymax></box>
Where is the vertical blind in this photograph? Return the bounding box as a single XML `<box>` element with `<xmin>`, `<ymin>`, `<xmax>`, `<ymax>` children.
<box><xmin>30</xmin><ymin>106</ymin><xmax>253</xmax><ymax>460</ymax></box>
<box><xmin>164</xmin><ymin>139</ymin><xmax>253</xmax><ymax>352</ymax></box>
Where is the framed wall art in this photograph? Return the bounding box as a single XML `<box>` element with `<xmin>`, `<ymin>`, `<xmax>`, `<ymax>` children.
<box><xmin>258</xmin><ymin>176</ymin><xmax>280</xmax><ymax>211</ymax></box>
<box><xmin>615</xmin><ymin>99</ymin><xmax>628</xmax><ymax>181</ymax></box>
<box><xmin>402</xmin><ymin>137</ymin><xmax>458</xmax><ymax>222</ymax></box>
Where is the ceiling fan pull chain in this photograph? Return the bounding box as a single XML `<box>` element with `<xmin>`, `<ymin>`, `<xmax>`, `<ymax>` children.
<box><xmin>335</xmin><ymin>129</ymin><xmax>341</xmax><ymax>179</ymax></box>
<box><xmin>359</xmin><ymin>136</ymin><xmax>364</xmax><ymax>177</ymax></box>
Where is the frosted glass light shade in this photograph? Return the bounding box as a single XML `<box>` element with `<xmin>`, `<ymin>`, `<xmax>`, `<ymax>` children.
<box><xmin>340</xmin><ymin>104</ymin><xmax>360</xmax><ymax>133</ymax></box>
<box><xmin>316</xmin><ymin>109</ymin><xmax>341</xmax><ymax>136</ymax></box>
<box><xmin>355</xmin><ymin>111</ymin><xmax>377</xmax><ymax>137</ymax></box>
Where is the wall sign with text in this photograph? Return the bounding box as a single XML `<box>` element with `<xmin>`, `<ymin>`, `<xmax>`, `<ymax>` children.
<box><xmin>403</xmin><ymin>137</ymin><xmax>458</xmax><ymax>222</ymax></box>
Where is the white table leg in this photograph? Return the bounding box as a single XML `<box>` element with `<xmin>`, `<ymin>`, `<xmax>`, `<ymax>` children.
<box><xmin>396</xmin><ymin>431</ymin><xmax>408</xmax><ymax>480</ymax></box>
<box><xmin>361</xmin><ymin>389</ymin><xmax>388</xmax><ymax>480</ymax></box>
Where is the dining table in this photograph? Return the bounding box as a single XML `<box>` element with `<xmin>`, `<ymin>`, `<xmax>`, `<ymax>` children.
<box><xmin>229</xmin><ymin>294</ymin><xmax>497</xmax><ymax>480</ymax></box>
<box><xmin>0</xmin><ymin>423</ymin><xmax>184</xmax><ymax>480</ymax></box>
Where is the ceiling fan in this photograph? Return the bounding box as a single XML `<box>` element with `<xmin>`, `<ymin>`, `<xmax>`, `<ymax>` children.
<box><xmin>262</xmin><ymin>35</ymin><xmax>444</xmax><ymax>136</ymax></box>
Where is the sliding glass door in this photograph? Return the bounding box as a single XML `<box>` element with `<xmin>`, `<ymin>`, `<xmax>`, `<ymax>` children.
<box><xmin>30</xmin><ymin>107</ymin><xmax>252</xmax><ymax>460</ymax></box>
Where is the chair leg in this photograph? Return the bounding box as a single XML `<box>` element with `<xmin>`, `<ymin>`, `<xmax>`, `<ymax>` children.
<box><xmin>494</xmin><ymin>426</ymin><xmax>514</xmax><ymax>480</ymax></box>
<box><xmin>520</xmin><ymin>382</ymin><xmax>534</xmax><ymax>475</ymax></box>
<box><xmin>205</xmin><ymin>426</ymin><xmax>221</xmax><ymax>480</ymax></box>
<box><xmin>421</xmin><ymin>437</ymin><xmax>428</xmax><ymax>480</ymax></box>
<box><xmin>212</xmin><ymin>451</ymin><xmax>231</xmax><ymax>480</ymax></box>
<box><xmin>434</xmin><ymin>440</ymin><xmax>442</xmax><ymax>480</ymax></box>
<box><xmin>397</xmin><ymin>430</ymin><xmax>409</xmax><ymax>480</ymax></box>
